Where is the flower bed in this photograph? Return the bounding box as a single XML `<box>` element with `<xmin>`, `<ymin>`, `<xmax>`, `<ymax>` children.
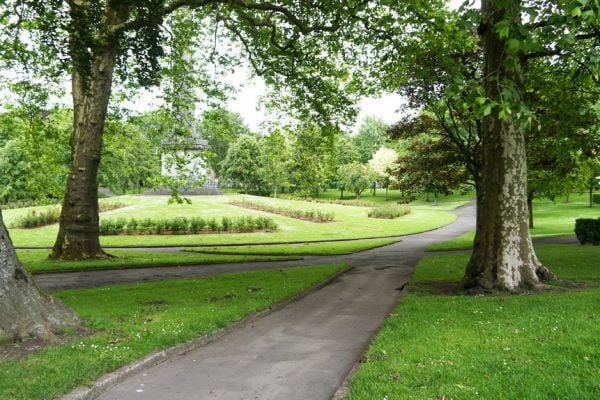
<box><xmin>99</xmin><ymin>215</ymin><xmax>278</xmax><ymax>235</ymax></box>
<box><xmin>230</xmin><ymin>200</ymin><xmax>334</xmax><ymax>222</ymax></box>
<box><xmin>368</xmin><ymin>204</ymin><xmax>411</xmax><ymax>219</ymax></box>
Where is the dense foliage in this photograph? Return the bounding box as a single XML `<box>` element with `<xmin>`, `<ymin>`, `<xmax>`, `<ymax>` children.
<box><xmin>575</xmin><ymin>218</ymin><xmax>600</xmax><ymax>245</ymax></box>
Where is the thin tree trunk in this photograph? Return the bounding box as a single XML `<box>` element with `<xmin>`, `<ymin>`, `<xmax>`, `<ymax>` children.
<box><xmin>1</xmin><ymin>211</ymin><xmax>80</xmax><ymax>340</ymax></box>
<box><xmin>52</xmin><ymin>44</ymin><xmax>118</xmax><ymax>260</ymax></box>
<box><xmin>590</xmin><ymin>183</ymin><xmax>594</xmax><ymax>207</ymax></box>
<box><xmin>340</xmin><ymin>188</ymin><xmax>344</xmax><ymax>200</ymax></box>
<box><xmin>464</xmin><ymin>0</ymin><xmax>555</xmax><ymax>292</ymax></box>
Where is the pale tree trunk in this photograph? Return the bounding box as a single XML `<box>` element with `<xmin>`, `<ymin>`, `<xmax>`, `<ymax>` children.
<box><xmin>464</xmin><ymin>0</ymin><xmax>555</xmax><ymax>291</ymax></box>
<box><xmin>527</xmin><ymin>191</ymin><xmax>534</xmax><ymax>229</ymax></box>
<box><xmin>52</xmin><ymin>7</ymin><xmax>129</xmax><ymax>260</ymax></box>
<box><xmin>0</xmin><ymin>211</ymin><xmax>80</xmax><ymax>340</ymax></box>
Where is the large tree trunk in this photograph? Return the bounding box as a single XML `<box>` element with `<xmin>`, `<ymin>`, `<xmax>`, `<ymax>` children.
<box><xmin>52</xmin><ymin>35</ymin><xmax>120</xmax><ymax>260</ymax></box>
<box><xmin>464</xmin><ymin>0</ymin><xmax>555</xmax><ymax>292</ymax></box>
<box><xmin>0</xmin><ymin>211</ymin><xmax>80</xmax><ymax>341</ymax></box>
<box><xmin>527</xmin><ymin>192</ymin><xmax>534</xmax><ymax>229</ymax></box>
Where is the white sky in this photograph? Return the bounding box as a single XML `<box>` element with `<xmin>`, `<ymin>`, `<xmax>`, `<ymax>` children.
<box><xmin>121</xmin><ymin>0</ymin><xmax>475</xmax><ymax>133</ymax></box>
<box><xmin>222</xmin><ymin>0</ymin><xmax>473</xmax><ymax>133</ymax></box>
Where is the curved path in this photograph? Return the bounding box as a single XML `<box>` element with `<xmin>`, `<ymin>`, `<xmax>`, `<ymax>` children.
<box><xmin>56</xmin><ymin>203</ymin><xmax>476</xmax><ymax>400</ymax></box>
<box><xmin>35</xmin><ymin>205</ymin><xmax>474</xmax><ymax>292</ymax></box>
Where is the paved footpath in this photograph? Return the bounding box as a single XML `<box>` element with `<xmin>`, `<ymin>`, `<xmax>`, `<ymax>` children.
<box><xmin>85</xmin><ymin>204</ymin><xmax>475</xmax><ymax>400</ymax></box>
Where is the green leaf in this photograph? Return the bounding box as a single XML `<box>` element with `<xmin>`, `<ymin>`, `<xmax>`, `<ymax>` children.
<box><xmin>482</xmin><ymin>104</ymin><xmax>493</xmax><ymax>117</ymax></box>
<box><xmin>496</xmin><ymin>21</ymin><xmax>510</xmax><ymax>38</ymax></box>
<box><xmin>508</xmin><ymin>39</ymin><xmax>521</xmax><ymax>53</ymax></box>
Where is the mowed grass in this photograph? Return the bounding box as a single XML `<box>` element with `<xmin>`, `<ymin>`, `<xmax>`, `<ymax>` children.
<box><xmin>17</xmin><ymin>250</ymin><xmax>300</xmax><ymax>274</ymax></box>
<box><xmin>185</xmin><ymin>238</ymin><xmax>398</xmax><ymax>256</ymax></box>
<box><xmin>5</xmin><ymin>194</ymin><xmax>458</xmax><ymax>247</ymax></box>
<box><xmin>428</xmin><ymin>193</ymin><xmax>600</xmax><ymax>251</ymax></box>
<box><xmin>346</xmin><ymin>245</ymin><xmax>600</xmax><ymax>400</ymax></box>
<box><xmin>0</xmin><ymin>264</ymin><xmax>347</xmax><ymax>400</ymax></box>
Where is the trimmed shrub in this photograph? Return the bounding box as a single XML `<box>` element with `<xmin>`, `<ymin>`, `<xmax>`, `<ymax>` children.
<box><xmin>368</xmin><ymin>204</ymin><xmax>411</xmax><ymax>219</ymax></box>
<box><xmin>207</xmin><ymin>218</ymin><xmax>219</xmax><ymax>232</ymax></box>
<box><xmin>98</xmin><ymin>201</ymin><xmax>126</xmax><ymax>213</ymax></box>
<box><xmin>230</xmin><ymin>200</ymin><xmax>335</xmax><ymax>222</ymax></box>
<box><xmin>12</xmin><ymin>208</ymin><xmax>61</xmax><ymax>228</ymax></box>
<box><xmin>99</xmin><ymin>215</ymin><xmax>277</xmax><ymax>235</ymax></box>
<box><xmin>593</xmin><ymin>194</ymin><xmax>600</xmax><ymax>205</ymax></box>
<box><xmin>1</xmin><ymin>198</ymin><xmax>57</xmax><ymax>210</ymax></box>
<box><xmin>190</xmin><ymin>217</ymin><xmax>205</xmax><ymax>233</ymax></box>
<box><xmin>575</xmin><ymin>218</ymin><xmax>600</xmax><ymax>245</ymax></box>
<box><xmin>221</xmin><ymin>216</ymin><xmax>232</xmax><ymax>232</ymax></box>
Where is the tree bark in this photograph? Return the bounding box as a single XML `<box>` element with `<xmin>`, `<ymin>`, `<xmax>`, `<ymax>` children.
<box><xmin>1</xmin><ymin>211</ymin><xmax>80</xmax><ymax>340</ymax></box>
<box><xmin>52</xmin><ymin>46</ymin><xmax>117</xmax><ymax>260</ymax></box>
<box><xmin>527</xmin><ymin>192</ymin><xmax>534</xmax><ymax>229</ymax></box>
<box><xmin>52</xmin><ymin>6</ymin><xmax>130</xmax><ymax>260</ymax></box>
<box><xmin>464</xmin><ymin>0</ymin><xmax>556</xmax><ymax>291</ymax></box>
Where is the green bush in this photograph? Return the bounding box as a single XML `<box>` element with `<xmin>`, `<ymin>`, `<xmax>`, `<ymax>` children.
<box><xmin>99</xmin><ymin>215</ymin><xmax>277</xmax><ymax>235</ymax></box>
<box><xmin>593</xmin><ymin>194</ymin><xmax>600</xmax><ymax>205</ymax></box>
<box><xmin>190</xmin><ymin>217</ymin><xmax>205</xmax><ymax>233</ymax></box>
<box><xmin>368</xmin><ymin>204</ymin><xmax>411</xmax><ymax>219</ymax></box>
<box><xmin>169</xmin><ymin>217</ymin><xmax>188</xmax><ymax>233</ymax></box>
<box><xmin>231</xmin><ymin>200</ymin><xmax>335</xmax><ymax>222</ymax></box>
<box><xmin>127</xmin><ymin>218</ymin><xmax>139</xmax><ymax>233</ymax></box>
<box><xmin>0</xmin><ymin>198</ymin><xmax>58</xmax><ymax>210</ymax></box>
<box><xmin>138</xmin><ymin>218</ymin><xmax>154</xmax><ymax>233</ymax></box>
<box><xmin>98</xmin><ymin>201</ymin><xmax>126</xmax><ymax>213</ymax></box>
<box><xmin>221</xmin><ymin>216</ymin><xmax>232</xmax><ymax>231</ymax></box>
<box><xmin>12</xmin><ymin>208</ymin><xmax>61</xmax><ymax>228</ymax></box>
<box><xmin>575</xmin><ymin>218</ymin><xmax>600</xmax><ymax>245</ymax></box>
<box><xmin>207</xmin><ymin>218</ymin><xmax>219</xmax><ymax>232</ymax></box>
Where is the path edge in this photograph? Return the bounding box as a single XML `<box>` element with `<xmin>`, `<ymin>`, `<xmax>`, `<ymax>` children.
<box><xmin>61</xmin><ymin>264</ymin><xmax>354</xmax><ymax>400</ymax></box>
<box><xmin>331</xmin><ymin>284</ymin><xmax>413</xmax><ymax>400</ymax></box>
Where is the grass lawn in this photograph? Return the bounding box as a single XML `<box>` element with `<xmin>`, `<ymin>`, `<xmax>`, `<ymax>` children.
<box><xmin>429</xmin><ymin>193</ymin><xmax>600</xmax><ymax>251</ymax></box>
<box><xmin>5</xmin><ymin>194</ymin><xmax>459</xmax><ymax>247</ymax></box>
<box><xmin>346</xmin><ymin>244</ymin><xmax>600</xmax><ymax>400</ymax></box>
<box><xmin>0</xmin><ymin>264</ymin><xmax>347</xmax><ymax>400</ymax></box>
<box><xmin>17</xmin><ymin>250</ymin><xmax>300</xmax><ymax>274</ymax></box>
<box><xmin>185</xmin><ymin>238</ymin><xmax>399</xmax><ymax>256</ymax></box>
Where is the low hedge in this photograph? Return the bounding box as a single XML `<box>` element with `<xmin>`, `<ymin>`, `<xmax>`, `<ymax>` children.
<box><xmin>593</xmin><ymin>194</ymin><xmax>600</xmax><ymax>205</ymax></box>
<box><xmin>11</xmin><ymin>202</ymin><xmax>126</xmax><ymax>229</ymax></box>
<box><xmin>12</xmin><ymin>208</ymin><xmax>61</xmax><ymax>228</ymax></box>
<box><xmin>230</xmin><ymin>200</ymin><xmax>335</xmax><ymax>222</ymax></box>
<box><xmin>99</xmin><ymin>215</ymin><xmax>278</xmax><ymax>235</ymax></box>
<box><xmin>575</xmin><ymin>218</ymin><xmax>600</xmax><ymax>245</ymax></box>
<box><xmin>368</xmin><ymin>204</ymin><xmax>411</xmax><ymax>219</ymax></box>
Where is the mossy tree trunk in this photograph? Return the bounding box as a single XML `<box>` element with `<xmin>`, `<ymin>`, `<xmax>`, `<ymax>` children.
<box><xmin>464</xmin><ymin>0</ymin><xmax>556</xmax><ymax>291</ymax></box>
<box><xmin>0</xmin><ymin>211</ymin><xmax>80</xmax><ymax>341</ymax></box>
